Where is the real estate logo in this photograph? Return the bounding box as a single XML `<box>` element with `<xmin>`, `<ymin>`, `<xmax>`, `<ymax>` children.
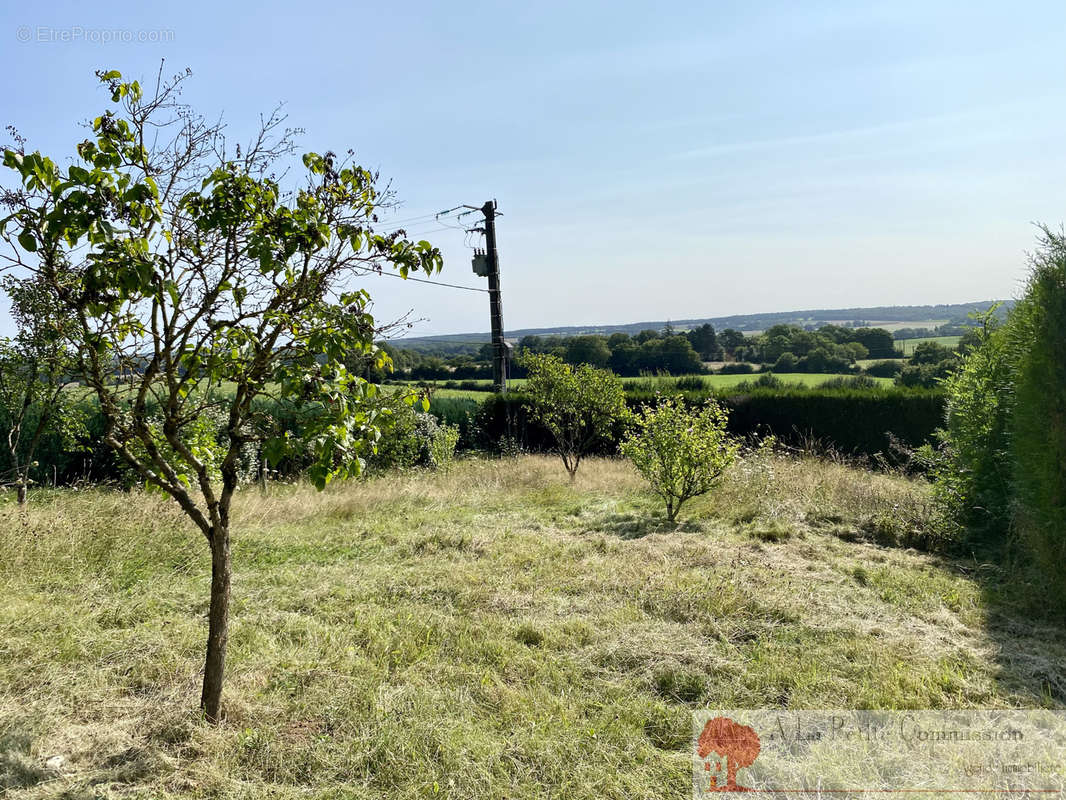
<box><xmin>696</xmin><ymin>716</ymin><xmax>761</xmax><ymax>792</ymax></box>
<box><xmin>692</xmin><ymin>710</ymin><xmax>1066</xmax><ymax>798</ymax></box>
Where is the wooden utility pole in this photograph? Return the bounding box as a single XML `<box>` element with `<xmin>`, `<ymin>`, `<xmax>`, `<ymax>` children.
<box><xmin>478</xmin><ymin>200</ymin><xmax>507</xmax><ymax>393</ymax></box>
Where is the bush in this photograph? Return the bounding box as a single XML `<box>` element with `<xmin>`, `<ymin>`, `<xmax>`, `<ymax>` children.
<box><xmin>921</xmin><ymin>314</ymin><xmax>1012</xmax><ymax>541</ymax></box>
<box><xmin>674</xmin><ymin>376</ymin><xmax>707</xmax><ymax>391</ymax></box>
<box><xmin>910</xmin><ymin>341</ymin><xmax>956</xmax><ymax>365</ymax></box>
<box><xmin>864</xmin><ymin>360</ymin><xmax>904</xmax><ymax>378</ymax></box>
<box><xmin>718</xmin><ymin>363</ymin><xmax>755</xmax><ymax>375</ymax></box>
<box><xmin>818</xmin><ymin>375</ymin><xmax>878</xmax><ymax>391</ymax></box>
<box><xmin>369</xmin><ymin>400</ymin><xmax>460</xmax><ymax>473</ymax></box>
<box><xmin>896</xmin><ymin>361</ymin><xmax>955</xmax><ymax>388</ymax></box>
<box><xmin>623</xmin><ymin>395</ymin><xmax>740</xmax><ymax>522</ymax></box>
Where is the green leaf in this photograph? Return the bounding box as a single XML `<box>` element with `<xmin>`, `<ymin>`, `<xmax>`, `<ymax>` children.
<box><xmin>17</xmin><ymin>231</ymin><xmax>36</xmax><ymax>252</ymax></box>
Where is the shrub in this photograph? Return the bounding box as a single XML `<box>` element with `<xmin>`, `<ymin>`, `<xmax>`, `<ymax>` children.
<box><xmin>622</xmin><ymin>395</ymin><xmax>740</xmax><ymax>522</ymax></box>
<box><xmin>818</xmin><ymin>375</ymin><xmax>878</xmax><ymax>391</ymax></box>
<box><xmin>920</xmin><ymin>312</ymin><xmax>1012</xmax><ymax>541</ymax></box>
<box><xmin>718</xmin><ymin>362</ymin><xmax>755</xmax><ymax>375</ymax></box>
<box><xmin>910</xmin><ymin>341</ymin><xmax>956</xmax><ymax>365</ymax></box>
<box><xmin>370</xmin><ymin>400</ymin><xmax>460</xmax><ymax>472</ymax></box>
<box><xmin>424</xmin><ymin>416</ymin><xmax>460</xmax><ymax>470</ymax></box>
<box><xmin>753</xmin><ymin>373</ymin><xmax>783</xmax><ymax>389</ymax></box>
<box><xmin>864</xmin><ymin>360</ymin><xmax>904</xmax><ymax>378</ymax></box>
<box><xmin>675</xmin><ymin>376</ymin><xmax>707</xmax><ymax>391</ymax></box>
<box><xmin>896</xmin><ymin>361</ymin><xmax>955</xmax><ymax>388</ymax></box>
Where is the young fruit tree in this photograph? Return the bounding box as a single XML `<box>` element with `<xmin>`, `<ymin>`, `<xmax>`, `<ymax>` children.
<box><xmin>0</xmin><ymin>68</ymin><xmax>441</xmax><ymax>722</ymax></box>
<box><xmin>622</xmin><ymin>395</ymin><xmax>739</xmax><ymax>523</ymax></box>
<box><xmin>0</xmin><ymin>271</ymin><xmax>83</xmax><ymax>504</ymax></box>
<box><xmin>522</xmin><ymin>352</ymin><xmax>627</xmax><ymax>479</ymax></box>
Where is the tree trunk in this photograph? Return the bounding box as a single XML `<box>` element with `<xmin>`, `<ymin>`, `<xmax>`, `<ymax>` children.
<box><xmin>17</xmin><ymin>482</ymin><xmax>27</xmax><ymax>506</ymax></box>
<box><xmin>200</xmin><ymin>525</ymin><xmax>231</xmax><ymax>723</ymax></box>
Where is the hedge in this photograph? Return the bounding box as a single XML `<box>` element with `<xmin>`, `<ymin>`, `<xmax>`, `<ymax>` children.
<box><xmin>439</xmin><ymin>387</ymin><xmax>945</xmax><ymax>464</ymax></box>
<box><xmin>0</xmin><ymin>386</ymin><xmax>946</xmax><ymax>488</ymax></box>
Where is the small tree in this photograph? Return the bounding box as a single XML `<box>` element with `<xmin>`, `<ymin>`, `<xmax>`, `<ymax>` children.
<box><xmin>0</xmin><ymin>272</ymin><xmax>82</xmax><ymax>505</ymax></box>
<box><xmin>522</xmin><ymin>353</ymin><xmax>626</xmax><ymax>479</ymax></box>
<box><xmin>0</xmin><ymin>68</ymin><xmax>441</xmax><ymax>721</ymax></box>
<box><xmin>622</xmin><ymin>395</ymin><xmax>739</xmax><ymax>523</ymax></box>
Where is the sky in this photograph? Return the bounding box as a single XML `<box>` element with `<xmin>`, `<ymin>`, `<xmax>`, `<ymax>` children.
<box><xmin>2</xmin><ymin>0</ymin><xmax>1065</xmax><ymax>339</ymax></box>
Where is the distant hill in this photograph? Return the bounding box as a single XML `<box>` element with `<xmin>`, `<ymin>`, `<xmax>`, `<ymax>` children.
<box><xmin>389</xmin><ymin>300</ymin><xmax>1011</xmax><ymax>355</ymax></box>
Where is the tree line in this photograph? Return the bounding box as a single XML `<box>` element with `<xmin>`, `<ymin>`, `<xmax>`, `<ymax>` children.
<box><xmin>371</xmin><ymin>322</ymin><xmax>911</xmax><ymax>381</ymax></box>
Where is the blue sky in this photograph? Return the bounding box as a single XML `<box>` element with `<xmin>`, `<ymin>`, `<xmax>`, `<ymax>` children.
<box><xmin>3</xmin><ymin>1</ymin><xmax>1065</xmax><ymax>337</ymax></box>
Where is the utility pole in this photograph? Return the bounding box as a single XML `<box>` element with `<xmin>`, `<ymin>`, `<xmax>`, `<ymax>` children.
<box><xmin>469</xmin><ymin>200</ymin><xmax>507</xmax><ymax>393</ymax></box>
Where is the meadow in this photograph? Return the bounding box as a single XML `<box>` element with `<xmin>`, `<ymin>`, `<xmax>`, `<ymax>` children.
<box><xmin>896</xmin><ymin>335</ymin><xmax>962</xmax><ymax>355</ymax></box>
<box><xmin>405</xmin><ymin>373</ymin><xmax>895</xmax><ymax>400</ymax></box>
<box><xmin>2</xmin><ymin>453</ymin><xmax>1063</xmax><ymax>799</ymax></box>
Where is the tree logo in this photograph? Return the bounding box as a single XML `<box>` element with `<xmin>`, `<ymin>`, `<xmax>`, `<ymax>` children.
<box><xmin>697</xmin><ymin>716</ymin><xmax>761</xmax><ymax>792</ymax></box>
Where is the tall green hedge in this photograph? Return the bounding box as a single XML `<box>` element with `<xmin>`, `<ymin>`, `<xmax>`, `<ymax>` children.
<box><xmin>1007</xmin><ymin>229</ymin><xmax>1066</xmax><ymax>602</ymax></box>
<box><xmin>3</xmin><ymin>385</ymin><xmax>946</xmax><ymax>488</ymax></box>
<box><xmin>451</xmin><ymin>387</ymin><xmax>944</xmax><ymax>464</ymax></box>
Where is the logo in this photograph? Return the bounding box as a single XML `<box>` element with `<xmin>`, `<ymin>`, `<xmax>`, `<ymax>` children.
<box><xmin>696</xmin><ymin>716</ymin><xmax>761</xmax><ymax>792</ymax></box>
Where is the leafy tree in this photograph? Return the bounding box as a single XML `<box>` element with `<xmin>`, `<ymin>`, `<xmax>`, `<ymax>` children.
<box><xmin>0</xmin><ymin>272</ymin><xmax>83</xmax><ymax>504</ymax></box>
<box><xmin>642</xmin><ymin>335</ymin><xmax>703</xmax><ymax>375</ymax></box>
<box><xmin>851</xmin><ymin>327</ymin><xmax>896</xmax><ymax>359</ymax></box>
<box><xmin>564</xmin><ymin>334</ymin><xmax>611</xmax><ymax>368</ymax></box>
<box><xmin>685</xmin><ymin>323</ymin><xmax>717</xmax><ymax>359</ymax></box>
<box><xmin>956</xmin><ymin>327</ymin><xmax>984</xmax><ymax>355</ymax></box>
<box><xmin>909</xmin><ymin>341</ymin><xmax>955</xmax><ymax>365</ymax></box>
<box><xmin>608</xmin><ymin>339</ymin><xmax>639</xmax><ymax>375</ymax></box>
<box><xmin>635</xmin><ymin>328</ymin><xmax>660</xmax><ymax>344</ymax></box>
<box><xmin>718</xmin><ymin>328</ymin><xmax>746</xmax><ymax>356</ymax></box>
<box><xmin>773</xmin><ymin>351</ymin><xmax>799</xmax><ymax>372</ymax></box>
<box><xmin>621</xmin><ymin>396</ymin><xmax>739</xmax><ymax>522</ymax></box>
<box><xmin>522</xmin><ymin>353</ymin><xmax>626</xmax><ymax>479</ymax></box>
<box><xmin>0</xmin><ymin>68</ymin><xmax>441</xmax><ymax>721</ymax></box>
<box><xmin>919</xmin><ymin>307</ymin><xmax>1011</xmax><ymax>539</ymax></box>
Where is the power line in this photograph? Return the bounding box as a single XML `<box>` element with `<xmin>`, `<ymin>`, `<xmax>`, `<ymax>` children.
<box><xmin>355</xmin><ymin>267</ymin><xmax>488</xmax><ymax>293</ymax></box>
<box><xmin>382</xmin><ymin>336</ymin><xmax>491</xmax><ymax>346</ymax></box>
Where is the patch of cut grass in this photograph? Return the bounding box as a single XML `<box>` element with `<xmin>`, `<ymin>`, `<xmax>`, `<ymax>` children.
<box><xmin>0</xmin><ymin>455</ymin><xmax>1062</xmax><ymax>799</ymax></box>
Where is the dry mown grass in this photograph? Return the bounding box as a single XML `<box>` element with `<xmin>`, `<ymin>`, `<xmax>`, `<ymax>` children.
<box><xmin>1</xmin><ymin>452</ymin><xmax>1064</xmax><ymax>799</ymax></box>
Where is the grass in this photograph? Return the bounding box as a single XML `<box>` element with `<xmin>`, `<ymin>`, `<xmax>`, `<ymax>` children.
<box><xmin>896</xmin><ymin>335</ymin><xmax>961</xmax><ymax>355</ymax></box>
<box><xmin>2</xmin><ymin>454</ymin><xmax>1064</xmax><ymax>798</ymax></box>
<box><xmin>408</xmin><ymin>373</ymin><xmax>895</xmax><ymax>400</ymax></box>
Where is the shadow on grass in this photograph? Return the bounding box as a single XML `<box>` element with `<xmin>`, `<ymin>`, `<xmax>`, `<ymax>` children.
<box><xmin>582</xmin><ymin>510</ymin><xmax>703</xmax><ymax>540</ymax></box>
<box><xmin>0</xmin><ymin>728</ymin><xmax>54</xmax><ymax>792</ymax></box>
<box><xmin>973</xmin><ymin>559</ymin><xmax>1066</xmax><ymax>707</ymax></box>
<box><xmin>827</xmin><ymin>520</ymin><xmax>1066</xmax><ymax>708</ymax></box>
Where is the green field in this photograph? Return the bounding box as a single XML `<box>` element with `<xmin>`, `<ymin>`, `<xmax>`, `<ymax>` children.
<box><xmin>1</xmin><ymin>454</ymin><xmax>1060</xmax><ymax>798</ymax></box>
<box><xmin>403</xmin><ymin>373</ymin><xmax>895</xmax><ymax>401</ymax></box>
<box><xmin>896</xmin><ymin>335</ymin><xmax>961</xmax><ymax>356</ymax></box>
